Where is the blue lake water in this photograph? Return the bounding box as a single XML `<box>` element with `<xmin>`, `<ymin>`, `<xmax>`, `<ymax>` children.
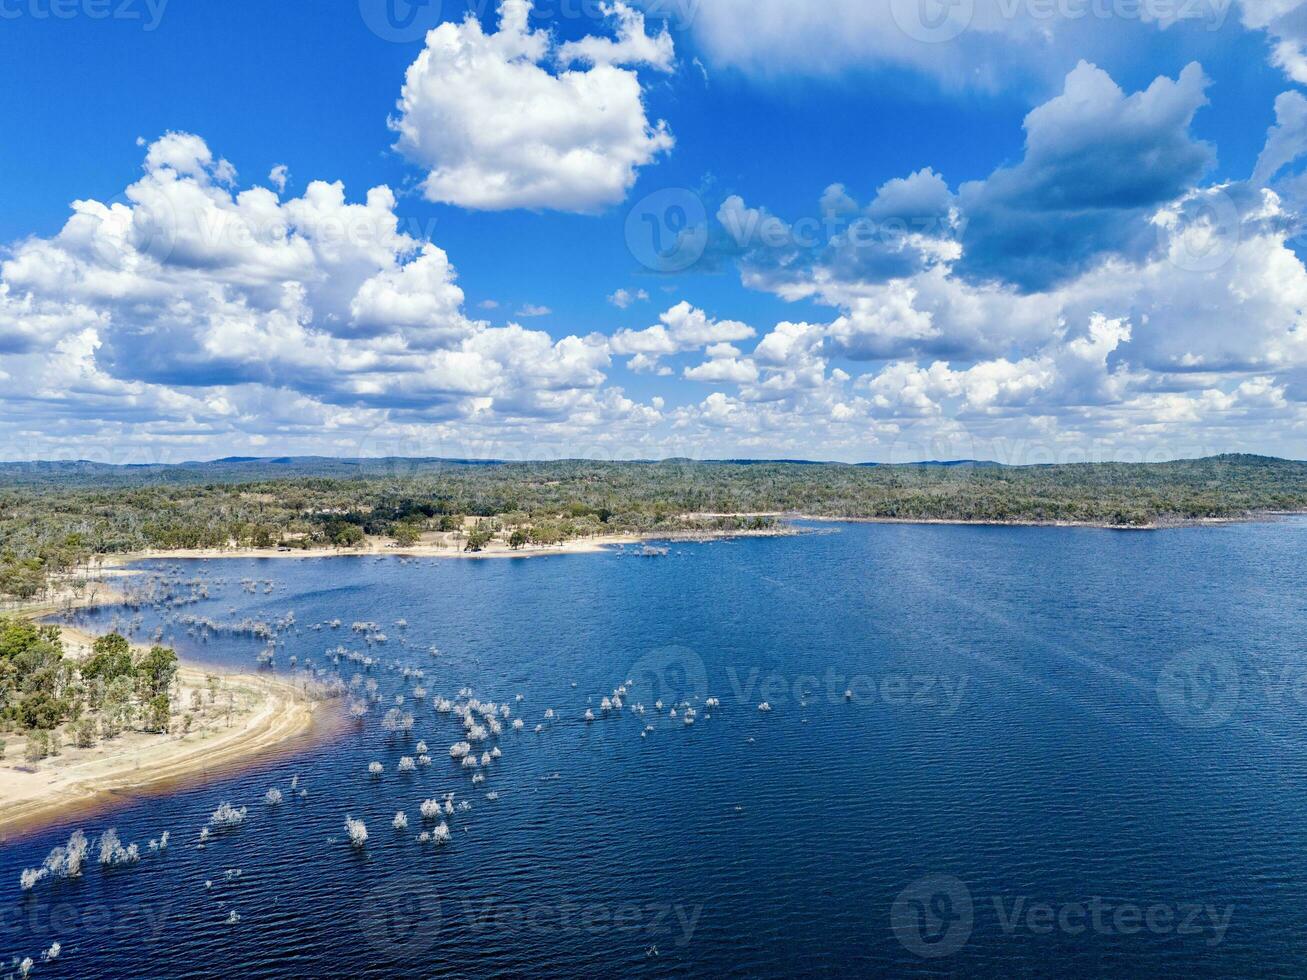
<box><xmin>4</xmin><ymin>519</ymin><xmax>1307</xmax><ymax>978</ymax></box>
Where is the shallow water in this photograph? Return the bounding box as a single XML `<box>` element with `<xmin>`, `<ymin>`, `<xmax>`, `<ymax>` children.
<box><xmin>4</xmin><ymin>519</ymin><xmax>1307</xmax><ymax>978</ymax></box>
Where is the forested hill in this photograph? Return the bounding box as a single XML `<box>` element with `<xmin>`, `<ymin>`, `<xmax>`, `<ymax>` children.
<box><xmin>1</xmin><ymin>454</ymin><xmax>1306</xmax><ymax>600</ymax></box>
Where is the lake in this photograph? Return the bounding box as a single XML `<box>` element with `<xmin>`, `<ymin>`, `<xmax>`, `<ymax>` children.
<box><xmin>4</xmin><ymin>519</ymin><xmax>1307</xmax><ymax>978</ymax></box>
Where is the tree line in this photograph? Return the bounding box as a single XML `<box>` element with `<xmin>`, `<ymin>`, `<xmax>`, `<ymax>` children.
<box><xmin>0</xmin><ymin>618</ymin><xmax>179</xmax><ymax>762</ymax></box>
<box><xmin>2</xmin><ymin>454</ymin><xmax>1306</xmax><ymax>599</ymax></box>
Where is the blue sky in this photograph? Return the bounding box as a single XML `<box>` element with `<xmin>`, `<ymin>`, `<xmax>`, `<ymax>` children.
<box><xmin>3</xmin><ymin>0</ymin><xmax>1307</xmax><ymax>463</ymax></box>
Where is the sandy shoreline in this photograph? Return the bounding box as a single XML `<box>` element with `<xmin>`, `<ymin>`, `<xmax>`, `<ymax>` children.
<box><xmin>0</xmin><ymin>626</ymin><xmax>328</xmax><ymax>841</ymax></box>
<box><xmin>788</xmin><ymin>511</ymin><xmax>1307</xmax><ymax>531</ymax></box>
<box><xmin>99</xmin><ymin>526</ymin><xmax>798</xmax><ymax>565</ymax></box>
<box><xmin>692</xmin><ymin>510</ymin><xmax>1307</xmax><ymax>531</ymax></box>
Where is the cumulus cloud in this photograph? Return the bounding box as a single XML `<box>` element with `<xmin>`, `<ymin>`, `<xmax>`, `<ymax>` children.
<box><xmin>0</xmin><ymin>132</ymin><xmax>667</xmax><ymax>457</ymax></box>
<box><xmin>611</xmin><ymin>301</ymin><xmax>755</xmax><ymax>371</ymax></box>
<box><xmin>1239</xmin><ymin>0</ymin><xmax>1307</xmax><ymax>82</ymax></box>
<box><xmin>683</xmin><ymin>346</ymin><xmax>759</xmax><ymax>383</ymax></box>
<box><xmin>671</xmin><ymin>0</ymin><xmax>1233</xmax><ymax>90</ymax></box>
<box><xmin>391</xmin><ymin>0</ymin><xmax>674</xmax><ymax>213</ymax></box>
<box><xmin>556</xmin><ymin>1</ymin><xmax>674</xmax><ymax>71</ymax></box>
<box><xmin>673</xmin><ymin>61</ymin><xmax>1307</xmax><ymax>459</ymax></box>
<box><xmin>721</xmin><ymin>167</ymin><xmax>963</xmax><ymax>306</ymax></box>
<box><xmin>957</xmin><ymin>61</ymin><xmax>1213</xmax><ymax>291</ymax></box>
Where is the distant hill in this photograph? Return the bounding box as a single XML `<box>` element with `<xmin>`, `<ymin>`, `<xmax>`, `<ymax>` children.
<box><xmin>4</xmin><ymin>453</ymin><xmax>1307</xmax><ymax>600</ymax></box>
<box><xmin>0</xmin><ymin>455</ymin><xmax>507</xmax><ymax>487</ymax></box>
<box><xmin>0</xmin><ymin>452</ymin><xmax>1285</xmax><ymax>488</ymax></box>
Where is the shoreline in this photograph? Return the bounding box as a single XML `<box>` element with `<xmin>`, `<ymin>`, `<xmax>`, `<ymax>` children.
<box><xmin>787</xmin><ymin>510</ymin><xmax>1307</xmax><ymax>531</ymax></box>
<box><xmin>98</xmin><ymin>525</ymin><xmax>799</xmax><ymax>566</ymax></box>
<box><xmin>690</xmin><ymin>510</ymin><xmax>1307</xmax><ymax>531</ymax></box>
<box><xmin>0</xmin><ymin>625</ymin><xmax>331</xmax><ymax>841</ymax></box>
<box><xmin>7</xmin><ymin>509</ymin><xmax>1301</xmax><ymax>595</ymax></box>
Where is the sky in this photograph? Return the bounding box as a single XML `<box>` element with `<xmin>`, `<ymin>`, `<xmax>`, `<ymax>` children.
<box><xmin>3</xmin><ymin>0</ymin><xmax>1307</xmax><ymax>464</ymax></box>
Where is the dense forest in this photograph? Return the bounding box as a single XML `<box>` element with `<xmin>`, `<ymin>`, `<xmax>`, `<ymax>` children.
<box><xmin>2</xmin><ymin>453</ymin><xmax>1306</xmax><ymax>601</ymax></box>
<box><xmin>0</xmin><ymin>619</ymin><xmax>179</xmax><ymax>752</ymax></box>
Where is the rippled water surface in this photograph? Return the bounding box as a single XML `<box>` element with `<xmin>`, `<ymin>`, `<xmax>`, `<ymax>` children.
<box><xmin>4</xmin><ymin>519</ymin><xmax>1307</xmax><ymax>978</ymax></box>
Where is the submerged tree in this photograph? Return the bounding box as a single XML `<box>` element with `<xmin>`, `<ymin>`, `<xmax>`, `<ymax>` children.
<box><xmin>344</xmin><ymin>815</ymin><xmax>368</xmax><ymax>847</ymax></box>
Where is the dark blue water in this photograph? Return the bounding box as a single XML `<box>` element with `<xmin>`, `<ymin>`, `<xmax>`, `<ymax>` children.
<box><xmin>4</xmin><ymin>520</ymin><xmax>1307</xmax><ymax>978</ymax></box>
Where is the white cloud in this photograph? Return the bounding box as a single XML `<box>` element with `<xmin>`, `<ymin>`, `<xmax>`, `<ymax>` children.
<box><xmin>672</xmin><ymin>61</ymin><xmax>1307</xmax><ymax>459</ymax></box>
<box><xmin>684</xmin><ymin>351</ymin><xmax>759</xmax><ymax>384</ymax></box>
<box><xmin>1253</xmin><ymin>90</ymin><xmax>1307</xmax><ymax>186</ymax></box>
<box><xmin>0</xmin><ymin>133</ymin><xmax>666</xmax><ymax>458</ymax></box>
<box><xmin>608</xmin><ymin>287</ymin><xmax>649</xmax><ymax>308</ymax></box>
<box><xmin>556</xmin><ymin>2</ymin><xmax>674</xmax><ymax>71</ymax></box>
<box><xmin>673</xmin><ymin>0</ymin><xmax>1233</xmax><ymax>91</ymax></box>
<box><xmin>611</xmin><ymin>301</ymin><xmax>755</xmax><ymax>371</ymax></box>
<box><xmin>1239</xmin><ymin>0</ymin><xmax>1307</xmax><ymax>82</ymax></box>
<box><xmin>391</xmin><ymin>0</ymin><xmax>674</xmax><ymax>213</ymax></box>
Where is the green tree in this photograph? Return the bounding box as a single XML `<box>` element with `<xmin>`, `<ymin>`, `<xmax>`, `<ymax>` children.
<box><xmin>145</xmin><ymin>694</ymin><xmax>171</xmax><ymax>733</ymax></box>
<box><xmin>391</xmin><ymin>522</ymin><xmax>422</xmax><ymax>547</ymax></box>
<box><xmin>0</xmin><ymin>617</ymin><xmax>58</xmax><ymax>661</ymax></box>
<box><xmin>463</xmin><ymin>526</ymin><xmax>493</xmax><ymax>552</ymax></box>
<box><xmin>24</xmin><ymin>730</ymin><xmax>48</xmax><ymax>763</ymax></box>
<box><xmin>16</xmin><ymin>692</ymin><xmax>66</xmax><ymax>731</ymax></box>
<box><xmin>102</xmin><ymin>674</ymin><xmax>135</xmax><ymax>734</ymax></box>
<box><xmin>83</xmin><ymin>632</ymin><xmax>133</xmax><ymax>682</ymax></box>
<box><xmin>508</xmin><ymin>529</ymin><xmax>528</xmax><ymax>550</ymax></box>
<box><xmin>332</xmin><ymin>523</ymin><xmax>365</xmax><ymax>548</ymax></box>
<box><xmin>73</xmin><ymin>717</ymin><xmax>96</xmax><ymax>748</ymax></box>
<box><xmin>136</xmin><ymin>645</ymin><xmax>178</xmax><ymax>700</ymax></box>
